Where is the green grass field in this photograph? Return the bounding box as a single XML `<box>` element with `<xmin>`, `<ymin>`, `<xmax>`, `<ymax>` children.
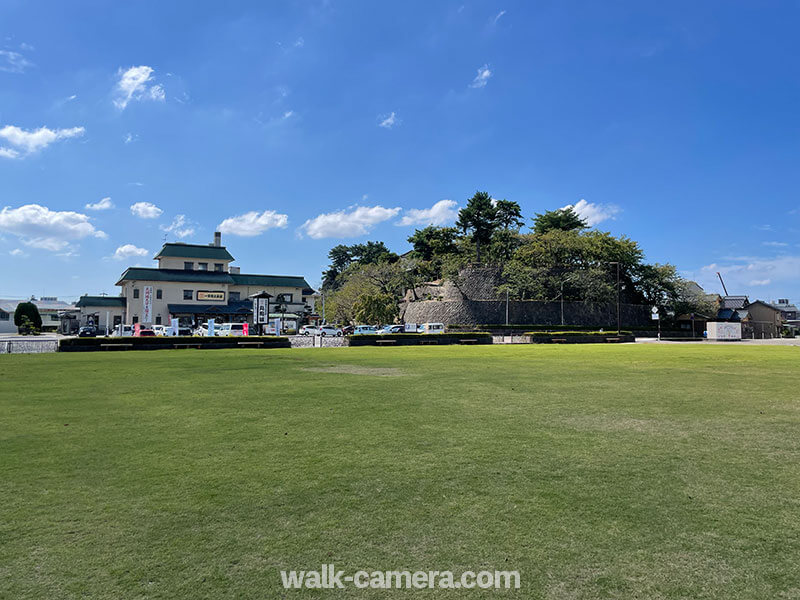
<box><xmin>2</xmin><ymin>345</ymin><xmax>799</xmax><ymax>599</ymax></box>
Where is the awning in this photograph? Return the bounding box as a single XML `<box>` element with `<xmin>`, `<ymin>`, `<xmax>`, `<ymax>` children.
<box><xmin>168</xmin><ymin>302</ymin><xmax>252</xmax><ymax>315</ymax></box>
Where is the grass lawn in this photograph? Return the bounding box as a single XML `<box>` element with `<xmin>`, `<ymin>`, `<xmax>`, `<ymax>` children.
<box><xmin>1</xmin><ymin>345</ymin><xmax>799</xmax><ymax>599</ymax></box>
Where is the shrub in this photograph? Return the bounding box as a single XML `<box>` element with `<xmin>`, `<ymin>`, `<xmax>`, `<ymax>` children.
<box><xmin>59</xmin><ymin>336</ymin><xmax>291</xmax><ymax>352</ymax></box>
<box><xmin>348</xmin><ymin>332</ymin><xmax>492</xmax><ymax>346</ymax></box>
<box><xmin>14</xmin><ymin>302</ymin><xmax>42</xmax><ymax>334</ymax></box>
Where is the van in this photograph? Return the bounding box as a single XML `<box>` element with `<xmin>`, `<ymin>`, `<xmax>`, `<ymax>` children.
<box><xmin>419</xmin><ymin>322</ymin><xmax>445</xmax><ymax>334</ymax></box>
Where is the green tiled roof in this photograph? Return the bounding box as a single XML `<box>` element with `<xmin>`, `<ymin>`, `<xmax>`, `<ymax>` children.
<box><xmin>230</xmin><ymin>273</ymin><xmax>311</xmax><ymax>288</ymax></box>
<box><xmin>75</xmin><ymin>295</ymin><xmax>127</xmax><ymax>308</ymax></box>
<box><xmin>116</xmin><ymin>268</ymin><xmax>311</xmax><ymax>289</ymax></box>
<box><xmin>154</xmin><ymin>243</ymin><xmax>235</xmax><ymax>261</ymax></box>
<box><xmin>116</xmin><ymin>268</ymin><xmax>234</xmax><ymax>285</ymax></box>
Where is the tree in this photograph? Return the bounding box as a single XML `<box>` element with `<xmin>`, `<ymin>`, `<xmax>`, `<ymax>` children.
<box><xmin>494</xmin><ymin>199</ymin><xmax>524</xmax><ymax>231</ymax></box>
<box><xmin>532</xmin><ymin>207</ymin><xmax>588</xmax><ymax>235</ymax></box>
<box><xmin>321</xmin><ymin>241</ymin><xmax>399</xmax><ymax>290</ymax></box>
<box><xmin>407</xmin><ymin>226</ymin><xmax>459</xmax><ymax>262</ymax></box>
<box><xmin>14</xmin><ymin>301</ymin><xmax>42</xmax><ymax>334</ymax></box>
<box><xmin>456</xmin><ymin>191</ymin><xmax>498</xmax><ymax>264</ymax></box>
<box><xmin>352</xmin><ymin>292</ymin><xmax>398</xmax><ymax>324</ymax></box>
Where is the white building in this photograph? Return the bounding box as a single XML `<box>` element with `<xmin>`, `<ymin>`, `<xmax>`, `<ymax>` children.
<box><xmin>114</xmin><ymin>232</ymin><xmax>314</xmax><ymax>330</ymax></box>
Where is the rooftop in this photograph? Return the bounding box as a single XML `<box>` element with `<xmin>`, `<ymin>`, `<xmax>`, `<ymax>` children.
<box><xmin>75</xmin><ymin>295</ymin><xmax>127</xmax><ymax>308</ymax></box>
<box><xmin>116</xmin><ymin>267</ymin><xmax>310</xmax><ymax>289</ymax></box>
<box><xmin>154</xmin><ymin>242</ymin><xmax>235</xmax><ymax>262</ymax></box>
<box><xmin>720</xmin><ymin>295</ymin><xmax>748</xmax><ymax>310</ymax></box>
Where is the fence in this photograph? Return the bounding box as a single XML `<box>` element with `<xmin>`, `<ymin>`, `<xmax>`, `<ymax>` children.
<box><xmin>2</xmin><ymin>339</ymin><xmax>60</xmax><ymax>354</ymax></box>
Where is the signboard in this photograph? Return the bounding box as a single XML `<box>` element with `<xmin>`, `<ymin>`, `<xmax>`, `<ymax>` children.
<box><xmin>170</xmin><ymin>318</ymin><xmax>179</xmax><ymax>337</ymax></box>
<box><xmin>133</xmin><ymin>323</ymin><xmax>141</xmax><ymax>337</ymax></box>
<box><xmin>651</xmin><ymin>306</ymin><xmax>659</xmax><ymax>321</ymax></box>
<box><xmin>142</xmin><ymin>285</ymin><xmax>154</xmax><ymax>323</ymax></box>
<box><xmin>197</xmin><ymin>291</ymin><xmax>225</xmax><ymax>302</ymax></box>
<box><xmin>242</xmin><ymin>322</ymin><xmax>249</xmax><ymax>336</ymax></box>
<box><xmin>207</xmin><ymin>319</ymin><xmax>215</xmax><ymax>337</ymax></box>
<box><xmin>253</xmin><ymin>298</ymin><xmax>269</xmax><ymax>324</ymax></box>
<box><xmin>404</xmin><ymin>323</ymin><xmax>417</xmax><ymax>333</ymax></box>
<box><xmin>707</xmin><ymin>321</ymin><xmax>741</xmax><ymax>341</ymax></box>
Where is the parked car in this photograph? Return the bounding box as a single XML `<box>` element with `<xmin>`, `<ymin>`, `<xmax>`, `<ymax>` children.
<box><xmin>110</xmin><ymin>325</ymin><xmax>133</xmax><ymax>337</ymax></box>
<box><xmin>152</xmin><ymin>324</ymin><xmax>167</xmax><ymax>336</ymax></box>
<box><xmin>138</xmin><ymin>328</ymin><xmax>156</xmax><ymax>337</ymax></box>
<box><xmin>353</xmin><ymin>325</ymin><xmax>378</xmax><ymax>335</ymax></box>
<box><xmin>419</xmin><ymin>322</ymin><xmax>445</xmax><ymax>334</ymax></box>
<box><xmin>177</xmin><ymin>326</ymin><xmax>193</xmax><ymax>336</ymax></box>
<box><xmin>381</xmin><ymin>324</ymin><xmax>404</xmax><ymax>334</ymax></box>
<box><xmin>341</xmin><ymin>325</ymin><xmax>354</xmax><ymax>335</ymax></box>
<box><xmin>319</xmin><ymin>325</ymin><xmax>343</xmax><ymax>337</ymax></box>
<box><xmin>216</xmin><ymin>323</ymin><xmax>246</xmax><ymax>337</ymax></box>
<box><xmin>78</xmin><ymin>326</ymin><xmax>97</xmax><ymax>337</ymax></box>
<box><xmin>299</xmin><ymin>325</ymin><xmax>320</xmax><ymax>336</ymax></box>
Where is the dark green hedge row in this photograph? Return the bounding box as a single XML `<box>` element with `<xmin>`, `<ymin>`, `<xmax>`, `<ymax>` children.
<box><xmin>524</xmin><ymin>330</ymin><xmax>632</xmax><ymax>337</ymax></box>
<box><xmin>349</xmin><ymin>332</ymin><xmax>492</xmax><ymax>346</ymax></box>
<box><xmin>449</xmin><ymin>323</ymin><xmax>627</xmax><ymax>332</ymax></box>
<box><xmin>524</xmin><ymin>333</ymin><xmax>635</xmax><ymax>344</ymax></box>
<box><xmin>59</xmin><ymin>336</ymin><xmax>291</xmax><ymax>352</ymax></box>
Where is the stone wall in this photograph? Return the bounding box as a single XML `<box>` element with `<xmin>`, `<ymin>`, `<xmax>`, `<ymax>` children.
<box><xmin>288</xmin><ymin>335</ymin><xmax>349</xmax><ymax>348</ymax></box>
<box><xmin>402</xmin><ymin>299</ymin><xmax>652</xmax><ymax>328</ymax></box>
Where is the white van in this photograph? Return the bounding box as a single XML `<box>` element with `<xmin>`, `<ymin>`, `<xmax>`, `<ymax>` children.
<box><xmin>419</xmin><ymin>322</ymin><xmax>445</xmax><ymax>334</ymax></box>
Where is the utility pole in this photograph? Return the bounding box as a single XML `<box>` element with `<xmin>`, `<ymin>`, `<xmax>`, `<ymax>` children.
<box><xmin>608</xmin><ymin>262</ymin><xmax>621</xmax><ymax>334</ymax></box>
<box><xmin>505</xmin><ymin>289</ymin><xmax>509</xmax><ymax>326</ymax></box>
<box><xmin>322</xmin><ymin>293</ymin><xmax>325</xmax><ymax>324</ymax></box>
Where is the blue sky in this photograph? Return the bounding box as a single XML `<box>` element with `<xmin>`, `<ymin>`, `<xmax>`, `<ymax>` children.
<box><xmin>1</xmin><ymin>1</ymin><xmax>799</xmax><ymax>302</ymax></box>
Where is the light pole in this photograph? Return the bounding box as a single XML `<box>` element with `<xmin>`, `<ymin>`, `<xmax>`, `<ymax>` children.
<box><xmin>608</xmin><ymin>262</ymin><xmax>621</xmax><ymax>334</ymax></box>
<box><xmin>559</xmin><ymin>274</ymin><xmax>579</xmax><ymax>326</ymax></box>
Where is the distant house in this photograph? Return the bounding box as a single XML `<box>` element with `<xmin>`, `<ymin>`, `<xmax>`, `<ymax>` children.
<box><xmin>746</xmin><ymin>301</ymin><xmax>783</xmax><ymax>338</ymax></box>
<box><xmin>0</xmin><ymin>297</ymin><xmax>76</xmax><ymax>334</ymax></box>
<box><xmin>74</xmin><ymin>296</ymin><xmax>128</xmax><ymax>331</ymax></box>
<box><xmin>719</xmin><ymin>295</ymin><xmax>749</xmax><ymax>311</ymax></box>
<box><xmin>768</xmin><ymin>299</ymin><xmax>798</xmax><ymax>321</ymax></box>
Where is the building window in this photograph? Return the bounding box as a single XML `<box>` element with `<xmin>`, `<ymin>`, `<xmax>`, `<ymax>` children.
<box><xmin>229</xmin><ymin>292</ymin><xmax>240</xmax><ymax>301</ymax></box>
<box><xmin>278</xmin><ymin>293</ymin><xmax>293</xmax><ymax>303</ymax></box>
<box><xmin>183</xmin><ymin>290</ymin><xmax>193</xmax><ymax>300</ymax></box>
<box><xmin>214</xmin><ymin>263</ymin><xmax>224</xmax><ymax>272</ymax></box>
<box><xmin>184</xmin><ymin>261</ymin><xmax>194</xmax><ymax>270</ymax></box>
<box><xmin>133</xmin><ymin>288</ymin><xmax>140</xmax><ymax>299</ymax></box>
<box><xmin>132</xmin><ymin>316</ymin><xmax>139</xmax><ymax>324</ymax></box>
<box><xmin>156</xmin><ymin>289</ymin><xmax>162</xmax><ymax>300</ymax></box>
<box><xmin>155</xmin><ymin>315</ymin><xmax>162</xmax><ymax>325</ymax></box>
<box><xmin>50</xmin><ymin>314</ymin><xmax>59</xmax><ymax>321</ymax></box>
<box><xmin>0</xmin><ymin>311</ymin><xmax>8</xmax><ymax>321</ymax></box>
<box><xmin>198</xmin><ymin>262</ymin><xmax>208</xmax><ymax>271</ymax></box>
<box><xmin>113</xmin><ymin>315</ymin><xmax>122</xmax><ymax>326</ymax></box>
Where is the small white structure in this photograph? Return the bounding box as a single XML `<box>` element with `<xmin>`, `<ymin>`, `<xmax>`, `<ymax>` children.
<box><xmin>707</xmin><ymin>321</ymin><xmax>742</xmax><ymax>341</ymax></box>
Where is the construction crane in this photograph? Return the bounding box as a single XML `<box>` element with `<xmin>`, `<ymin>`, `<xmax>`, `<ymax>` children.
<box><xmin>717</xmin><ymin>272</ymin><xmax>729</xmax><ymax>296</ymax></box>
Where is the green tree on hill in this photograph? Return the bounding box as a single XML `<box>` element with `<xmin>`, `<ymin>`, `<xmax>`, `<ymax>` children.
<box><xmin>532</xmin><ymin>207</ymin><xmax>588</xmax><ymax>234</ymax></box>
<box><xmin>456</xmin><ymin>191</ymin><xmax>498</xmax><ymax>264</ymax></box>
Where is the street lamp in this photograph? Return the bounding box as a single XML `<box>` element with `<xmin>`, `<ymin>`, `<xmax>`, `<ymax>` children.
<box><xmin>608</xmin><ymin>262</ymin><xmax>621</xmax><ymax>335</ymax></box>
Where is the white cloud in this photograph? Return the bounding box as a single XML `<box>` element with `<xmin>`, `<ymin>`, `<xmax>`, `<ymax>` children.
<box><xmin>160</xmin><ymin>214</ymin><xmax>196</xmax><ymax>238</ymax></box>
<box><xmin>561</xmin><ymin>199</ymin><xmax>621</xmax><ymax>226</ymax></box>
<box><xmin>113</xmin><ymin>66</ymin><xmax>165</xmax><ymax>110</ymax></box>
<box><xmin>0</xmin><ymin>204</ymin><xmax>106</xmax><ymax>251</ymax></box>
<box><xmin>379</xmin><ymin>112</ymin><xmax>398</xmax><ymax>129</ymax></box>
<box><xmin>469</xmin><ymin>64</ymin><xmax>492</xmax><ymax>88</ymax></box>
<box><xmin>130</xmin><ymin>202</ymin><xmax>163</xmax><ymax>219</ymax></box>
<box><xmin>694</xmin><ymin>255</ymin><xmax>800</xmax><ymax>297</ymax></box>
<box><xmin>85</xmin><ymin>197</ymin><xmax>114</xmax><ymax>211</ymax></box>
<box><xmin>493</xmin><ymin>10</ymin><xmax>507</xmax><ymax>23</ymax></box>
<box><xmin>0</xmin><ymin>125</ymin><xmax>85</xmax><ymax>158</ymax></box>
<box><xmin>763</xmin><ymin>241</ymin><xmax>788</xmax><ymax>247</ymax></box>
<box><xmin>301</xmin><ymin>205</ymin><xmax>401</xmax><ymax>239</ymax></box>
<box><xmin>9</xmin><ymin>248</ymin><xmax>25</xmax><ymax>257</ymax></box>
<box><xmin>283</xmin><ymin>110</ymin><xmax>294</xmax><ymax>120</ymax></box>
<box><xmin>397</xmin><ymin>200</ymin><xmax>459</xmax><ymax>227</ymax></box>
<box><xmin>123</xmin><ymin>132</ymin><xmax>138</xmax><ymax>144</ymax></box>
<box><xmin>113</xmin><ymin>244</ymin><xmax>149</xmax><ymax>260</ymax></box>
<box><xmin>294</xmin><ymin>37</ymin><xmax>305</xmax><ymax>48</ymax></box>
<box><xmin>218</xmin><ymin>210</ymin><xmax>289</xmax><ymax>237</ymax></box>
<box><xmin>0</xmin><ymin>49</ymin><xmax>33</xmax><ymax>73</ymax></box>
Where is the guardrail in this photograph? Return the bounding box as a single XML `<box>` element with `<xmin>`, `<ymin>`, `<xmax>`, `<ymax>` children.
<box><xmin>2</xmin><ymin>339</ymin><xmax>60</xmax><ymax>354</ymax></box>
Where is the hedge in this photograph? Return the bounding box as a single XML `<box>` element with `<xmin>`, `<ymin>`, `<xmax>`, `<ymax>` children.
<box><xmin>59</xmin><ymin>336</ymin><xmax>291</xmax><ymax>352</ymax></box>
<box><xmin>348</xmin><ymin>332</ymin><xmax>492</xmax><ymax>346</ymax></box>
<box><xmin>524</xmin><ymin>330</ymin><xmax>632</xmax><ymax>337</ymax></box>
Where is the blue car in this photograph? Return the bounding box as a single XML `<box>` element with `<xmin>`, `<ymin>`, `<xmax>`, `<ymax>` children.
<box><xmin>353</xmin><ymin>325</ymin><xmax>378</xmax><ymax>335</ymax></box>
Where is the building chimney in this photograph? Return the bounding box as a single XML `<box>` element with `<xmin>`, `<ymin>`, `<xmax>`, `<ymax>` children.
<box><xmin>214</xmin><ymin>231</ymin><xmax>221</xmax><ymax>247</ymax></box>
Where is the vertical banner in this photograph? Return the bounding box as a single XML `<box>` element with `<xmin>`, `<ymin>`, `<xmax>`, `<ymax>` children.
<box><xmin>142</xmin><ymin>285</ymin><xmax>153</xmax><ymax>323</ymax></box>
<box><xmin>243</xmin><ymin>322</ymin><xmax>249</xmax><ymax>336</ymax></box>
<box><xmin>207</xmin><ymin>319</ymin><xmax>215</xmax><ymax>337</ymax></box>
<box><xmin>170</xmin><ymin>318</ymin><xmax>179</xmax><ymax>336</ymax></box>
<box><xmin>133</xmin><ymin>323</ymin><xmax>141</xmax><ymax>337</ymax></box>
<box><xmin>253</xmin><ymin>298</ymin><xmax>268</xmax><ymax>324</ymax></box>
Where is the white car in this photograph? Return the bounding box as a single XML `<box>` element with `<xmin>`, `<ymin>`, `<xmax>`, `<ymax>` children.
<box><xmin>299</xmin><ymin>325</ymin><xmax>319</xmax><ymax>336</ymax></box>
<box><xmin>152</xmin><ymin>325</ymin><xmax>167</xmax><ymax>336</ymax></box>
<box><xmin>418</xmin><ymin>322</ymin><xmax>445</xmax><ymax>334</ymax></box>
<box><xmin>319</xmin><ymin>325</ymin><xmax>343</xmax><ymax>337</ymax></box>
<box><xmin>216</xmin><ymin>323</ymin><xmax>246</xmax><ymax>337</ymax></box>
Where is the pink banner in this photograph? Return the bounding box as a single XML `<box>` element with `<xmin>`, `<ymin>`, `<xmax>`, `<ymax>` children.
<box><xmin>243</xmin><ymin>322</ymin><xmax>249</xmax><ymax>336</ymax></box>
